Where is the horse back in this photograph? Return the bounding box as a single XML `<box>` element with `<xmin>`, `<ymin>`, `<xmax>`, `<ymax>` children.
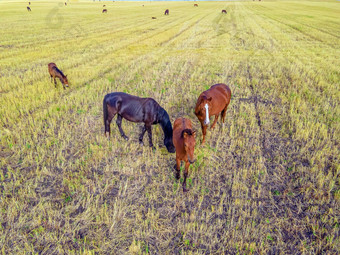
<box><xmin>48</xmin><ymin>63</ymin><xmax>65</xmax><ymax>78</ymax></box>
<box><xmin>208</xmin><ymin>84</ymin><xmax>231</xmax><ymax>106</ymax></box>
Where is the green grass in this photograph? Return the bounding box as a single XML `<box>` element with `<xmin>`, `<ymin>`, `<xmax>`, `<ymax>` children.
<box><xmin>0</xmin><ymin>0</ymin><xmax>339</xmax><ymax>254</ymax></box>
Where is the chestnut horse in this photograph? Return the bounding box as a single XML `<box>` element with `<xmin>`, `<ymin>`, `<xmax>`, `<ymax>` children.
<box><xmin>222</xmin><ymin>10</ymin><xmax>227</xmax><ymax>14</ymax></box>
<box><xmin>173</xmin><ymin>118</ymin><xmax>196</xmax><ymax>192</ymax></box>
<box><xmin>164</xmin><ymin>9</ymin><xmax>169</xmax><ymax>15</ymax></box>
<box><xmin>194</xmin><ymin>4</ymin><xmax>198</xmax><ymax>7</ymax></box>
<box><xmin>102</xmin><ymin>9</ymin><xmax>107</xmax><ymax>13</ymax></box>
<box><xmin>195</xmin><ymin>83</ymin><xmax>231</xmax><ymax>145</ymax></box>
<box><xmin>48</xmin><ymin>63</ymin><xmax>69</xmax><ymax>89</ymax></box>
<box><xmin>103</xmin><ymin>92</ymin><xmax>175</xmax><ymax>153</ymax></box>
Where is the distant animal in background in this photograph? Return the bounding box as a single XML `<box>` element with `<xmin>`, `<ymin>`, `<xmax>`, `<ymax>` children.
<box><xmin>164</xmin><ymin>9</ymin><xmax>169</xmax><ymax>15</ymax></box>
<box><xmin>152</xmin><ymin>17</ymin><xmax>157</xmax><ymax>19</ymax></box>
<box><xmin>195</xmin><ymin>83</ymin><xmax>231</xmax><ymax>145</ymax></box>
<box><xmin>173</xmin><ymin>118</ymin><xmax>196</xmax><ymax>192</ymax></box>
<box><xmin>194</xmin><ymin>4</ymin><xmax>198</xmax><ymax>7</ymax></box>
<box><xmin>65</xmin><ymin>2</ymin><xmax>67</xmax><ymax>6</ymax></box>
<box><xmin>27</xmin><ymin>6</ymin><xmax>31</xmax><ymax>11</ymax></box>
<box><xmin>48</xmin><ymin>63</ymin><xmax>69</xmax><ymax>89</ymax></box>
<box><xmin>102</xmin><ymin>9</ymin><xmax>107</xmax><ymax>13</ymax></box>
<box><xmin>222</xmin><ymin>10</ymin><xmax>227</xmax><ymax>14</ymax></box>
<box><xmin>28</xmin><ymin>2</ymin><xmax>31</xmax><ymax>5</ymax></box>
<box><xmin>103</xmin><ymin>92</ymin><xmax>176</xmax><ymax>153</ymax></box>
<box><xmin>103</xmin><ymin>5</ymin><xmax>106</xmax><ymax>7</ymax></box>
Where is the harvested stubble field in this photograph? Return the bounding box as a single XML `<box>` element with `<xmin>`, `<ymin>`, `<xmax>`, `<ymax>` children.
<box><xmin>0</xmin><ymin>0</ymin><xmax>339</xmax><ymax>254</ymax></box>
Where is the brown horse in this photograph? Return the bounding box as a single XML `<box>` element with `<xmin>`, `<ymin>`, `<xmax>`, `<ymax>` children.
<box><xmin>102</xmin><ymin>9</ymin><xmax>107</xmax><ymax>13</ymax></box>
<box><xmin>27</xmin><ymin>6</ymin><xmax>31</xmax><ymax>11</ymax></box>
<box><xmin>152</xmin><ymin>17</ymin><xmax>157</xmax><ymax>19</ymax></box>
<box><xmin>195</xmin><ymin>84</ymin><xmax>231</xmax><ymax>145</ymax></box>
<box><xmin>164</xmin><ymin>9</ymin><xmax>169</xmax><ymax>15</ymax></box>
<box><xmin>194</xmin><ymin>4</ymin><xmax>198</xmax><ymax>7</ymax></box>
<box><xmin>48</xmin><ymin>63</ymin><xmax>69</xmax><ymax>89</ymax></box>
<box><xmin>173</xmin><ymin>118</ymin><xmax>196</xmax><ymax>192</ymax></box>
<box><xmin>103</xmin><ymin>5</ymin><xmax>106</xmax><ymax>7</ymax></box>
<box><xmin>65</xmin><ymin>2</ymin><xmax>67</xmax><ymax>6</ymax></box>
<box><xmin>222</xmin><ymin>10</ymin><xmax>227</xmax><ymax>14</ymax></box>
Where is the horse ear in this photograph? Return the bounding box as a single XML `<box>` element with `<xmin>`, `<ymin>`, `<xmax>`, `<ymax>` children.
<box><xmin>192</xmin><ymin>130</ymin><xmax>196</xmax><ymax>137</ymax></box>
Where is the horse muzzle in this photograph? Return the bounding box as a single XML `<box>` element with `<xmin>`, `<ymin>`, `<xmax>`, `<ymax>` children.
<box><xmin>204</xmin><ymin>120</ymin><xmax>210</xmax><ymax>126</ymax></box>
<box><xmin>188</xmin><ymin>158</ymin><xmax>196</xmax><ymax>164</ymax></box>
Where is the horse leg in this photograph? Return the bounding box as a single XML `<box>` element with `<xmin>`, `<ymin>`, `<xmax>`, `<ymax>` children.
<box><xmin>201</xmin><ymin>122</ymin><xmax>207</xmax><ymax>145</ymax></box>
<box><xmin>116</xmin><ymin>114</ymin><xmax>129</xmax><ymax>141</ymax></box>
<box><xmin>175</xmin><ymin>158</ymin><xmax>181</xmax><ymax>179</ymax></box>
<box><xmin>146</xmin><ymin>125</ymin><xmax>155</xmax><ymax>149</ymax></box>
<box><xmin>53</xmin><ymin>78</ymin><xmax>57</xmax><ymax>88</ymax></box>
<box><xmin>221</xmin><ymin>104</ymin><xmax>228</xmax><ymax>123</ymax></box>
<box><xmin>210</xmin><ymin>114</ymin><xmax>219</xmax><ymax>129</ymax></box>
<box><xmin>182</xmin><ymin>161</ymin><xmax>190</xmax><ymax>192</ymax></box>
<box><xmin>139</xmin><ymin>125</ymin><xmax>147</xmax><ymax>145</ymax></box>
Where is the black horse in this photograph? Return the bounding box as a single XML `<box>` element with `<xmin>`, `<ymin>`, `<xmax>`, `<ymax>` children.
<box><xmin>164</xmin><ymin>9</ymin><xmax>169</xmax><ymax>15</ymax></box>
<box><xmin>103</xmin><ymin>92</ymin><xmax>175</xmax><ymax>153</ymax></box>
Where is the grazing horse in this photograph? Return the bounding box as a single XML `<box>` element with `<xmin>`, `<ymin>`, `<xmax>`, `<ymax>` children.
<box><xmin>27</xmin><ymin>6</ymin><xmax>31</xmax><ymax>11</ymax></box>
<box><xmin>102</xmin><ymin>9</ymin><xmax>107</xmax><ymax>13</ymax></box>
<box><xmin>173</xmin><ymin>118</ymin><xmax>196</xmax><ymax>192</ymax></box>
<box><xmin>152</xmin><ymin>17</ymin><xmax>157</xmax><ymax>19</ymax></box>
<box><xmin>103</xmin><ymin>5</ymin><xmax>106</xmax><ymax>7</ymax></box>
<box><xmin>222</xmin><ymin>10</ymin><xmax>227</xmax><ymax>14</ymax></box>
<box><xmin>195</xmin><ymin>84</ymin><xmax>231</xmax><ymax>145</ymax></box>
<box><xmin>194</xmin><ymin>4</ymin><xmax>198</xmax><ymax>7</ymax></box>
<box><xmin>65</xmin><ymin>2</ymin><xmax>67</xmax><ymax>6</ymax></box>
<box><xmin>28</xmin><ymin>2</ymin><xmax>31</xmax><ymax>5</ymax></box>
<box><xmin>103</xmin><ymin>92</ymin><xmax>176</xmax><ymax>153</ymax></box>
<box><xmin>48</xmin><ymin>63</ymin><xmax>69</xmax><ymax>89</ymax></box>
<box><xmin>164</xmin><ymin>9</ymin><xmax>169</xmax><ymax>15</ymax></box>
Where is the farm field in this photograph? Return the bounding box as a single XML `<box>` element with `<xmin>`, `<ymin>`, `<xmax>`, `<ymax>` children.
<box><xmin>0</xmin><ymin>0</ymin><xmax>339</xmax><ymax>254</ymax></box>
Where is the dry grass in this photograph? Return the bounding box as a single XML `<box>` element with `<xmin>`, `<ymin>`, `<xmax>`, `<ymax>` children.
<box><xmin>0</xmin><ymin>0</ymin><xmax>339</xmax><ymax>254</ymax></box>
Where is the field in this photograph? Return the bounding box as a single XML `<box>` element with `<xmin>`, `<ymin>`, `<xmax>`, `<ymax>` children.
<box><xmin>0</xmin><ymin>0</ymin><xmax>339</xmax><ymax>254</ymax></box>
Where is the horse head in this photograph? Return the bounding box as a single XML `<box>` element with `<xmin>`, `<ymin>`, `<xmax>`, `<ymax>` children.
<box><xmin>63</xmin><ymin>75</ymin><xmax>69</xmax><ymax>87</ymax></box>
<box><xmin>182</xmin><ymin>129</ymin><xmax>196</xmax><ymax>164</ymax></box>
<box><xmin>195</xmin><ymin>95</ymin><xmax>212</xmax><ymax>125</ymax></box>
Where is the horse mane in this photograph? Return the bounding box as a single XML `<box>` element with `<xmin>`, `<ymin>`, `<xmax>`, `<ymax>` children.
<box><xmin>55</xmin><ymin>67</ymin><xmax>66</xmax><ymax>78</ymax></box>
<box><xmin>157</xmin><ymin>107</ymin><xmax>173</xmax><ymax>137</ymax></box>
<box><xmin>181</xmin><ymin>129</ymin><xmax>194</xmax><ymax>138</ymax></box>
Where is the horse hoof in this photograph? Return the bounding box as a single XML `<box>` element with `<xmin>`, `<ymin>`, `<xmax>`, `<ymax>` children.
<box><xmin>183</xmin><ymin>187</ymin><xmax>189</xmax><ymax>192</ymax></box>
<box><xmin>139</xmin><ymin>141</ymin><xmax>144</xmax><ymax>146</ymax></box>
<box><xmin>124</xmin><ymin>136</ymin><xmax>129</xmax><ymax>141</ymax></box>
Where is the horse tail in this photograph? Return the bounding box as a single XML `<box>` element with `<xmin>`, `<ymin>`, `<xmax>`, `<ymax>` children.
<box><xmin>103</xmin><ymin>95</ymin><xmax>109</xmax><ymax>129</ymax></box>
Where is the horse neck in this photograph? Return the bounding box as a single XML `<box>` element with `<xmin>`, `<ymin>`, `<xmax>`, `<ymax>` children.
<box><xmin>158</xmin><ymin>108</ymin><xmax>172</xmax><ymax>139</ymax></box>
<box><xmin>55</xmin><ymin>67</ymin><xmax>65</xmax><ymax>78</ymax></box>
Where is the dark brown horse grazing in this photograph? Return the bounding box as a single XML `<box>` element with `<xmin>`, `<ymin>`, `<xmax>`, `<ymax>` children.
<box><xmin>164</xmin><ymin>9</ymin><xmax>169</xmax><ymax>15</ymax></box>
<box><xmin>27</xmin><ymin>6</ymin><xmax>31</xmax><ymax>11</ymax></box>
<box><xmin>103</xmin><ymin>92</ymin><xmax>175</xmax><ymax>153</ymax></box>
<box><xmin>152</xmin><ymin>17</ymin><xmax>157</xmax><ymax>19</ymax></box>
<box><xmin>222</xmin><ymin>10</ymin><xmax>227</xmax><ymax>14</ymax></box>
<box><xmin>195</xmin><ymin>84</ymin><xmax>231</xmax><ymax>145</ymax></box>
<box><xmin>48</xmin><ymin>63</ymin><xmax>69</xmax><ymax>89</ymax></box>
<box><xmin>102</xmin><ymin>9</ymin><xmax>107</xmax><ymax>13</ymax></box>
<box><xmin>194</xmin><ymin>4</ymin><xmax>198</xmax><ymax>7</ymax></box>
<box><xmin>173</xmin><ymin>118</ymin><xmax>196</xmax><ymax>192</ymax></box>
